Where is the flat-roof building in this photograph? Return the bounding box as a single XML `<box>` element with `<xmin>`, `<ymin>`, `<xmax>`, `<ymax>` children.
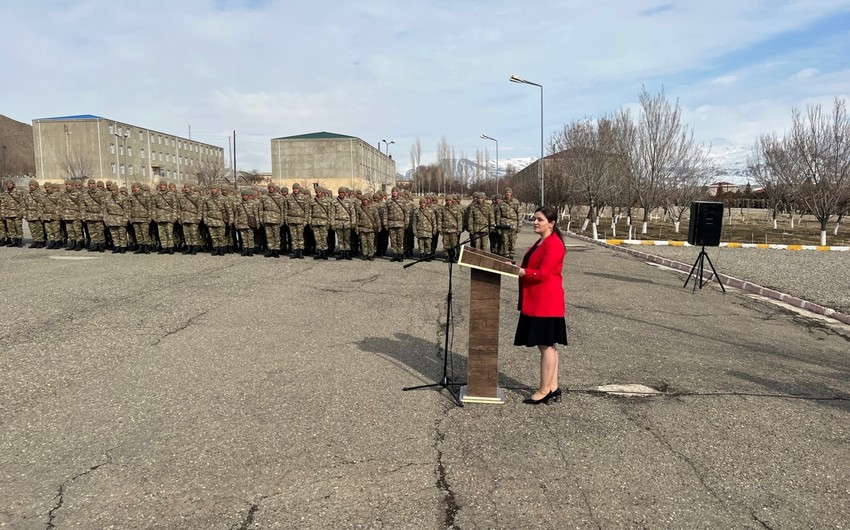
<box><xmin>32</xmin><ymin>115</ymin><xmax>224</xmax><ymax>185</ymax></box>
<box><xmin>271</xmin><ymin>132</ymin><xmax>396</xmax><ymax>193</ymax></box>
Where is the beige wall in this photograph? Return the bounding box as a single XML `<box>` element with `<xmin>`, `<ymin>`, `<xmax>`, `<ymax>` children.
<box><xmin>271</xmin><ymin>137</ymin><xmax>396</xmax><ymax>193</ymax></box>
<box><xmin>32</xmin><ymin>117</ymin><xmax>224</xmax><ymax>186</ymax></box>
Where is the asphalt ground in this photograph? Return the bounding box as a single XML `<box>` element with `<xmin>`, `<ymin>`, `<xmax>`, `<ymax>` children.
<box><xmin>1</xmin><ymin>230</ymin><xmax>849</xmax><ymax>529</ymax></box>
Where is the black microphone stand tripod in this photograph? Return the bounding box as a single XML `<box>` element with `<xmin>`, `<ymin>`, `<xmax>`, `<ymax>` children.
<box><xmin>683</xmin><ymin>245</ymin><xmax>726</xmax><ymax>293</ymax></box>
<box><xmin>401</xmin><ymin>232</ymin><xmax>492</xmax><ymax>407</ymax></box>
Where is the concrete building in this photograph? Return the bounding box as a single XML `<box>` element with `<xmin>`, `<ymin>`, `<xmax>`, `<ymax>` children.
<box><xmin>32</xmin><ymin>115</ymin><xmax>224</xmax><ymax>185</ymax></box>
<box><xmin>271</xmin><ymin>132</ymin><xmax>396</xmax><ymax>193</ymax></box>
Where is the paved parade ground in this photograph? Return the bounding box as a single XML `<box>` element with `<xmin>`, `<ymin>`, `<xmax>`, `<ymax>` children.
<box><xmin>2</xmin><ymin>230</ymin><xmax>849</xmax><ymax>529</ymax></box>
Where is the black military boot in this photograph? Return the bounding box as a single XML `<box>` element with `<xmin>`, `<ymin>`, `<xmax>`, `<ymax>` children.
<box><xmin>76</xmin><ymin>240</ymin><xmax>85</xmax><ymax>251</ymax></box>
<box><xmin>345</xmin><ymin>250</ymin><xmax>353</xmax><ymax>260</ymax></box>
<box><xmin>189</xmin><ymin>246</ymin><xmax>197</xmax><ymax>255</ymax></box>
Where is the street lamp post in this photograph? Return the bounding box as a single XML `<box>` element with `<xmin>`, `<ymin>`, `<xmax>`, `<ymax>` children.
<box><xmin>382</xmin><ymin>139</ymin><xmax>395</xmax><ymax>185</ymax></box>
<box><xmin>480</xmin><ymin>134</ymin><xmax>498</xmax><ymax>195</ymax></box>
<box><xmin>509</xmin><ymin>75</ymin><xmax>544</xmax><ymax>206</ymax></box>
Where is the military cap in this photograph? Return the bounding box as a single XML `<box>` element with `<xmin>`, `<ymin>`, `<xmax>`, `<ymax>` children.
<box><xmin>355</xmin><ymin>189</ymin><xmax>362</xmax><ymax>195</ymax></box>
<box><xmin>338</xmin><ymin>186</ymin><xmax>347</xmax><ymax>193</ymax></box>
<box><xmin>28</xmin><ymin>179</ymin><xmax>39</xmax><ymax>186</ymax></box>
<box><xmin>361</xmin><ymin>192</ymin><xmax>372</xmax><ymax>201</ymax></box>
<box><xmin>96</xmin><ymin>180</ymin><xmax>105</xmax><ymax>187</ymax></box>
<box><xmin>108</xmin><ymin>183</ymin><xmax>118</xmax><ymax>191</ymax></box>
<box><xmin>141</xmin><ymin>184</ymin><xmax>151</xmax><ymax>192</ymax></box>
<box><xmin>87</xmin><ymin>179</ymin><xmax>97</xmax><ymax>185</ymax></box>
<box><xmin>209</xmin><ymin>182</ymin><xmax>220</xmax><ymax>188</ymax></box>
<box><xmin>280</xmin><ymin>186</ymin><xmax>288</xmax><ymax>193</ymax></box>
<box><xmin>240</xmin><ymin>189</ymin><xmax>253</xmax><ymax>197</ymax></box>
<box><xmin>493</xmin><ymin>194</ymin><xmax>502</xmax><ymax>200</ymax></box>
<box><xmin>391</xmin><ymin>186</ymin><xmax>399</xmax><ymax>193</ymax></box>
<box><xmin>119</xmin><ymin>186</ymin><xmax>127</xmax><ymax>192</ymax></box>
<box><xmin>64</xmin><ymin>179</ymin><xmax>72</xmax><ymax>185</ymax></box>
<box><xmin>291</xmin><ymin>182</ymin><xmax>301</xmax><ymax>190</ymax></box>
<box><xmin>503</xmin><ymin>187</ymin><xmax>513</xmax><ymax>194</ymax></box>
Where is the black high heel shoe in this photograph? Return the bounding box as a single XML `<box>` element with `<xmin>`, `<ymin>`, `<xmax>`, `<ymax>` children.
<box><xmin>551</xmin><ymin>388</ymin><xmax>563</xmax><ymax>403</ymax></box>
<box><xmin>523</xmin><ymin>390</ymin><xmax>554</xmax><ymax>405</ymax></box>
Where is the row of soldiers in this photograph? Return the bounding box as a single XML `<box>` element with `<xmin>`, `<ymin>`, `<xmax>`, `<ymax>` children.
<box><xmin>0</xmin><ymin>178</ymin><xmax>523</xmax><ymax>261</ymax></box>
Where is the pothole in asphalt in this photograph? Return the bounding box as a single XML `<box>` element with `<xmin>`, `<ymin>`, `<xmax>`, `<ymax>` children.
<box><xmin>596</xmin><ymin>384</ymin><xmax>662</xmax><ymax>397</ymax></box>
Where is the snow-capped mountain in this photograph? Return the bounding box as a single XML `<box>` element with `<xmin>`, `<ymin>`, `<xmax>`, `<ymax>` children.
<box><xmin>701</xmin><ymin>138</ymin><xmax>753</xmax><ymax>184</ymax></box>
<box><xmin>401</xmin><ymin>156</ymin><xmax>534</xmax><ymax>180</ymax></box>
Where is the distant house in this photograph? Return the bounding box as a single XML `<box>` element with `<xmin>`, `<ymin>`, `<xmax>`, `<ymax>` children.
<box><xmin>707</xmin><ymin>181</ymin><xmax>739</xmax><ymax>196</ymax></box>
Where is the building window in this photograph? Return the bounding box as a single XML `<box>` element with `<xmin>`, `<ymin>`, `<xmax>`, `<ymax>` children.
<box><xmin>109</xmin><ymin>143</ymin><xmax>115</xmax><ymax>154</ymax></box>
<box><xmin>118</xmin><ymin>145</ymin><xmax>124</xmax><ymax>156</ymax></box>
<box><xmin>108</xmin><ymin>124</ymin><xmax>114</xmax><ymax>134</ymax></box>
<box><xmin>159</xmin><ymin>152</ymin><xmax>163</xmax><ymax>161</ymax></box>
<box><xmin>158</xmin><ymin>135</ymin><xmax>162</xmax><ymax>144</ymax></box>
<box><xmin>120</xmin><ymin>164</ymin><xmax>125</xmax><ymax>175</ymax></box>
<box><xmin>129</xmin><ymin>166</ymin><xmax>134</xmax><ymax>175</ymax></box>
<box><xmin>172</xmin><ymin>139</ymin><xmax>176</xmax><ymax>148</ymax></box>
<box><xmin>140</xmin><ymin>148</ymin><xmax>145</xmax><ymax>158</ymax></box>
<box><xmin>111</xmin><ymin>162</ymin><xmax>116</xmax><ymax>174</ymax></box>
<box><xmin>139</xmin><ymin>130</ymin><xmax>144</xmax><ymax>140</ymax></box>
<box><xmin>127</xmin><ymin>146</ymin><xmax>132</xmax><ymax>157</ymax></box>
<box><xmin>142</xmin><ymin>167</ymin><xmax>146</xmax><ymax>176</ymax></box>
<box><xmin>172</xmin><ymin>155</ymin><xmax>176</xmax><ymax>163</ymax></box>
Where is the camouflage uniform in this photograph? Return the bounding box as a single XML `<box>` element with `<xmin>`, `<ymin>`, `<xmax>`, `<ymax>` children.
<box><xmin>260</xmin><ymin>184</ymin><xmax>284</xmax><ymax>257</ymax></box>
<box><xmin>60</xmin><ymin>180</ymin><xmax>85</xmax><ymax>250</ymax></box>
<box><xmin>490</xmin><ymin>195</ymin><xmax>503</xmax><ymax>256</ymax></box>
<box><xmin>24</xmin><ymin>180</ymin><xmax>46</xmax><ymax>248</ymax></box>
<box><xmin>412</xmin><ymin>198</ymin><xmax>437</xmax><ymax>259</ymax></box>
<box><xmin>374</xmin><ymin>191</ymin><xmax>389</xmax><ymax>257</ymax></box>
<box><xmin>80</xmin><ymin>180</ymin><xmax>107</xmax><ymax>251</ymax></box>
<box><xmin>235</xmin><ymin>189</ymin><xmax>260</xmax><ymax>256</ymax></box>
<box><xmin>152</xmin><ymin>182</ymin><xmax>178</xmax><ymax>253</ymax></box>
<box><xmin>285</xmin><ymin>183</ymin><xmax>310</xmax><ymax>258</ymax></box>
<box><xmin>126</xmin><ymin>184</ymin><xmax>152</xmax><ymax>253</ymax></box>
<box><xmin>2</xmin><ymin>181</ymin><xmax>26</xmax><ymax>246</ymax></box>
<box><xmin>501</xmin><ymin>188</ymin><xmax>522</xmax><ymax>259</ymax></box>
<box><xmin>465</xmin><ymin>192</ymin><xmax>494</xmax><ymax>251</ymax></box>
<box><xmin>438</xmin><ymin>194</ymin><xmax>464</xmax><ymax>263</ymax></box>
<box><xmin>41</xmin><ymin>183</ymin><xmax>64</xmax><ymax>248</ymax></box>
<box><xmin>179</xmin><ymin>184</ymin><xmax>204</xmax><ymax>254</ymax></box>
<box><xmin>103</xmin><ymin>185</ymin><xmax>129</xmax><ymax>252</ymax></box>
<box><xmin>332</xmin><ymin>187</ymin><xmax>356</xmax><ymax>260</ymax></box>
<box><xmin>356</xmin><ymin>193</ymin><xmax>380</xmax><ymax>260</ymax></box>
<box><xmin>221</xmin><ymin>186</ymin><xmax>239</xmax><ymax>251</ymax></box>
<box><xmin>385</xmin><ymin>187</ymin><xmax>409</xmax><ymax>262</ymax></box>
<box><xmin>203</xmin><ymin>185</ymin><xmax>228</xmax><ymax>256</ymax></box>
<box><xmin>310</xmin><ymin>187</ymin><xmax>333</xmax><ymax>260</ymax></box>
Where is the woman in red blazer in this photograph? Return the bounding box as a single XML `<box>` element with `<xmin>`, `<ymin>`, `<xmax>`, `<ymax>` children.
<box><xmin>514</xmin><ymin>206</ymin><xmax>567</xmax><ymax>405</ymax></box>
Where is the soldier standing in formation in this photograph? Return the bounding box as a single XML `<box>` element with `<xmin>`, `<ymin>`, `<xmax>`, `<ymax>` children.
<box><xmin>285</xmin><ymin>183</ymin><xmax>309</xmax><ymax>259</ymax></box>
<box><xmin>332</xmin><ymin>187</ymin><xmax>356</xmax><ymax>260</ymax></box>
<box><xmin>103</xmin><ymin>184</ymin><xmax>129</xmax><ymax>253</ymax></box>
<box><xmin>81</xmin><ymin>179</ymin><xmax>107</xmax><ymax>252</ymax></box>
<box><xmin>310</xmin><ymin>187</ymin><xmax>333</xmax><ymax>260</ymax></box>
<box><xmin>179</xmin><ymin>184</ymin><xmax>203</xmax><ymax>255</ymax></box>
<box><xmin>127</xmin><ymin>183</ymin><xmax>152</xmax><ymax>254</ymax></box>
<box><xmin>1</xmin><ymin>180</ymin><xmax>25</xmax><ymax>247</ymax></box>
<box><xmin>500</xmin><ymin>187</ymin><xmax>522</xmax><ymax>259</ymax></box>
<box><xmin>260</xmin><ymin>183</ymin><xmax>284</xmax><ymax>258</ymax></box>
<box><xmin>356</xmin><ymin>193</ymin><xmax>379</xmax><ymax>260</ymax></box>
<box><xmin>234</xmin><ymin>189</ymin><xmax>260</xmax><ymax>256</ymax></box>
<box><xmin>412</xmin><ymin>197</ymin><xmax>436</xmax><ymax>260</ymax></box>
<box><xmin>465</xmin><ymin>192</ymin><xmax>494</xmax><ymax>251</ymax></box>
<box><xmin>385</xmin><ymin>186</ymin><xmax>409</xmax><ymax>262</ymax></box>
<box><xmin>24</xmin><ymin>180</ymin><xmax>46</xmax><ymax>248</ymax></box>
<box><xmin>152</xmin><ymin>181</ymin><xmax>177</xmax><ymax>254</ymax></box>
<box><xmin>202</xmin><ymin>184</ymin><xmax>228</xmax><ymax>256</ymax></box>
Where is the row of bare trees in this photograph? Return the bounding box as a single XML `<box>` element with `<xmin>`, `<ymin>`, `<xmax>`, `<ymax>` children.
<box><xmin>530</xmin><ymin>87</ymin><xmax>712</xmax><ymax>239</ymax></box>
<box><xmin>749</xmin><ymin>97</ymin><xmax>850</xmax><ymax>245</ymax></box>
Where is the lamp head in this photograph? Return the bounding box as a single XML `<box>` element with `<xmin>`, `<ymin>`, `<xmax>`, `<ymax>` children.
<box><xmin>509</xmin><ymin>75</ymin><xmax>524</xmax><ymax>83</ymax></box>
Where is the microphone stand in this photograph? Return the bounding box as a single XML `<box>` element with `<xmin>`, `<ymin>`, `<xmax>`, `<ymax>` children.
<box><xmin>401</xmin><ymin>231</ymin><xmax>492</xmax><ymax>407</ymax></box>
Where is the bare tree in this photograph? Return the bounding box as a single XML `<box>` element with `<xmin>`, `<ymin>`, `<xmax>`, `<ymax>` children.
<box><xmin>62</xmin><ymin>150</ymin><xmax>95</xmax><ymax>180</ymax></box>
<box><xmin>752</xmin><ymin>98</ymin><xmax>850</xmax><ymax>244</ymax></box>
<box><xmin>410</xmin><ymin>138</ymin><xmax>421</xmax><ymax>192</ymax></box>
<box><xmin>622</xmin><ymin>87</ymin><xmax>707</xmax><ymax>235</ymax></box>
<box><xmin>194</xmin><ymin>158</ymin><xmax>229</xmax><ymax>188</ymax></box>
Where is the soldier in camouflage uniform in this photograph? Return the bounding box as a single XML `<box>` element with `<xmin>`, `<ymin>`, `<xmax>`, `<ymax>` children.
<box><xmin>356</xmin><ymin>193</ymin><xmax>380</xmax><ymax>260</ymax></box>
<box><xmin>490</xmin><ymin>194</ymin><xmax>503</xmax><ymax>256</ymax></box>
<box><xmin>373</xmin><ymin>191</ymin><xmax>389</xmax><ymax>257</ymax></box>
<box><xmin>402</xmin><ymin>189</ymin><xmax>416</xmax><ymax>258</ymax></box>
<box><xmin>221</xmin><ymin>186</ymin><xmax>238</xmax><ymax>252</ymax></box>
<box><xmin>332</xmin><ymin>186</ymin><xmax>356</xmax><ymax>260</ymax></box>
<box><xmin>466</xmin><ymin>192</ymin><xmax>494</xmax><ymax>251</ymax></box>
<box><xmin>285</xmin><ymin>183</ymin><xmax>310</xmax><ymax>259</ymax></box>
<box><xmin>412</xmin><ymin>197</ymin><xmax>437</xmax><ymax>260</ymax></box>
<box><xmin>203</xmin><ymin>184</ymin><xmax>228</xmax><ymax>256</ymax></box>
<box><xmin>234</xmin><ymin>189</ymin><xmax>260</xmax><ymax>256</ymax></box>
<box><xmin>351</xmin><ymin>189</ymin><xmax>363</xmax><ymax>256</ymax></box>
<box><xmin>309</xmin><ymin>187</ymin><xmax>333</xmax><ymax>260</ymax></box>
<box><xmin>60</xmin><ymin>179</ymin><xmax>84</xmax><ymax>250</ymax></box>
<box><xmin>385</xmin><ymin>187</ymin><xmax>409</xmax><ymax>262</ymax></box>
<box><xmin>127</xmin><ymin>183</ymin><xmax>152</xmax><ymax>254</ymax></box>
<box><xmin>438</xmin><ymin>194</ymin><xmax>465</xmax><ymax>263</ymax></box>
<box><xmin>103</xmin><ymin>184</ymin><xmax>129</xmax><ymax>253</ymax></box>
<box><xmin>260</xmin><ymin>183</ymin><xmax>284</xmax><ymax>258</ymax></box>
<box><xmin>41</xmin><ymin>182</ymin><xmax>64</xmax><ymax>249</ymax></box>
<box><xmin>500</xmin><ymin>187</ymin><xmax>522</xmax><ymax>260</ymax></box>
<box><xmin>179</xmin><ymin>183</ymin><xmax>204</xmax><ymax>255</ymax></box>
<box><xmin>2</xmin><ymin>180</ymin><xmax>25</xmax><ymax>246</ymax></box>
<box><xmin>427</xmin><ymin>194</ymin><xmax>440</xmax><ymax>253</ymax></box>
<box><xmin>152</xmin><ymin>180</ymin><xmax>178</xmax><ymax>254</ymax></box>
<box><xmin>80</xmin><ymin>179</ymin><xmax>107</xmax><ymax>252</ymax></box>
<box><xmin>24</xmin><ymin>180</ymin><xmax>46</xmax><ymax>248</ymax></box>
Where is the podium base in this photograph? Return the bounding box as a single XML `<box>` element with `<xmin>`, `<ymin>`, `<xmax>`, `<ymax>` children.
<box><xmin>459</xmin><ymin>385</ymin><xmax>506</xmax><ymax>404</ymax></box>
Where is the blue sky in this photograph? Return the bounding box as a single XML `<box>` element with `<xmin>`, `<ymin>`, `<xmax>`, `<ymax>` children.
<box><xmin>2</xmin><ymin>0</ymin><xmax>849</xmax><ymax>172</ymax></box>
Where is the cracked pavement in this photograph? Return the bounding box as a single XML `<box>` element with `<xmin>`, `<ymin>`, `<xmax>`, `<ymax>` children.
<box><xmin>1</xmin><ymin>230</ymin><xmax>849</xmax><ymax>528</ymax></box>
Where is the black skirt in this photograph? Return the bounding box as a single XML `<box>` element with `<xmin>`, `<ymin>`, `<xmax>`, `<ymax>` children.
<box><xmin>513</xmin><ymin>313</ymin><xmax>568</xmax><ymax>347</ymax></box>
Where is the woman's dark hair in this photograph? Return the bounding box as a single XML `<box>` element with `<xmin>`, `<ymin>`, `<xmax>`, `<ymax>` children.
<box><xmin>535</xmin><ymin>206</ymin><xmax>565</xmax><ymax>243</ymax></box>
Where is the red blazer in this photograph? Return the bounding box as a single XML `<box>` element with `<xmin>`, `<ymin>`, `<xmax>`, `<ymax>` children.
<box><xmin>518</xmin><ymin>233</ymin><xmax>566</xmax><ymax>317</ymax></box>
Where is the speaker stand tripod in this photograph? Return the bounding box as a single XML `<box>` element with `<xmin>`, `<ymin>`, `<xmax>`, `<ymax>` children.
<box><xmin>684</xmin><ymin>246</ymin><xmax>726</xmax><ymax>293</ymax></box>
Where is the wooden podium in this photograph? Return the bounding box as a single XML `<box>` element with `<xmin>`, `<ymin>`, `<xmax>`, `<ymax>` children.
<box><xmin>457</xmin><ymin>245</ymin><xmax>520</xmax><ymax>404</ymax></box>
